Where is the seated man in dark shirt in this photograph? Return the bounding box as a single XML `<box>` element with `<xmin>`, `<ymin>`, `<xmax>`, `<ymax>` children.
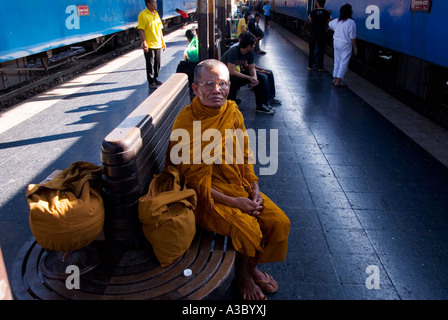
<box><xmin>221</xmin><ymin>32</ymin><xmax>273</xmax><ymax>115</ymax></box>
<box><xmin>231</xmin><ymin>32</ymin><xmax>281</xmax><ymax>107</ymax></box>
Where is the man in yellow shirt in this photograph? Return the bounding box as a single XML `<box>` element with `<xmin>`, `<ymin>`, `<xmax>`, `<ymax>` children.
<box><xmin>167</xmin><ymin>59</ymin><xmax>290</xmax><ymax>300</ymax></box>
<box><xmin>138</xmin><ymin>0</ymin><xmax>166</xmax><ymax>89</ymax></box>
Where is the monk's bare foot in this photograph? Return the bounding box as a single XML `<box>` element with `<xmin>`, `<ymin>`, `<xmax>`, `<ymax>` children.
<box><xmin>236</xmin><ymin>254</ymin><xmax>267</xmax><ymax>300</ymax></box>
<box><xmin>237</xmin><ymin>277</ymin><xmax>267</xmax><ymax>300</ymax></box>
<box><xmin>251</xmin><ymin>269</ymin><xmax>278</xmax><ymax>294</ymax></box>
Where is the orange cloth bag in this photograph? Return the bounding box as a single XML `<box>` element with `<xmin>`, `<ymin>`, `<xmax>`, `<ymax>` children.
<box><xmin>138</xmin><ymin>166</ymin><xmax>197</xmax><ymax>267</ymax></box>
<box><xmin>27</xmin><ymin>162</ymin><xmax>104</xmax><ymax>252</ymax></box>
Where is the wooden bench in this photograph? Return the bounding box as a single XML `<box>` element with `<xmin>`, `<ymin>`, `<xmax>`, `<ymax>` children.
<box><xmin>11</xmin><ymin>73</ymin><xmax>236</xmax><ymax>300</ymax></box>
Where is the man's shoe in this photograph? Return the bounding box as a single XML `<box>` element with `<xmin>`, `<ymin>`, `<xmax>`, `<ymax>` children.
<box><xmin>256</xmin><ymin>104</ymin><xmax>275</xmax><ymax>115</ymax></box>
<box><xmin>256</xmin><ymin>50</ymin><xmax>267</xmax><ymax>54</ymax></box>
<box><xmin>155</xmin><ymin>80</ymin><xmax>163</xmax><ymax>85</ymax></box>
<box><xmin>335</xmin><ymin>82</ymin><xmax>347</xmax><ymax>88</ymax></box>
<box><xmin>269</xmin><ymin>98</ymin><xmax>282</xmax><ymax>105</ymax></box>
<box><xmin>149</xmin><ymin>83</ymin><xmax>157</xmax><ymax>89</ymax></box>
<box><xmin>318</xmin><ymin>68</ymin><xmax>327</xmax><ymax>72</ymax></box>
<box><xmin>307</xmin><ymin>67</ymin><xmax>312</xmax><ymax>71</ymax></box>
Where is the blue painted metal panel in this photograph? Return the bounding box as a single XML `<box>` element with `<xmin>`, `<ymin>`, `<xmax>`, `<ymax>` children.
<box><xmin>324</xmin><ymin>0</ymin><xmax>448</xmax><ymax>68</ymax></box>
<box><xmin>0</xmin><ymin>0</ymin><xmax>143</xmax><ymax>63</ymax></box>
<box><xmin>158</xmin><ymin>0</ymin><xmax>196</xmax><ymax>20</ymax></box>
<box><xmin>0</xmin><ymin>0</ymin><xmax>197</xmax><ymax>63</ymax></box>
<box><xmin>273</xmin><ymin>0</ymin><xmax>309</xmax><ymax>21</ymax></box>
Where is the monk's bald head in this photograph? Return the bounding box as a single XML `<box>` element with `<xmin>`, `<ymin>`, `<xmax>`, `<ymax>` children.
<box><xmin>193</xmin><ymin>59</ymin><xmax>229</xmax><ymax>84</ymax></box>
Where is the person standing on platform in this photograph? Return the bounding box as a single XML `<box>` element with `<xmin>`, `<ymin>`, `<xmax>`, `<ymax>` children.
<box><xmin>167</xmin><ymin>59</ymin><xmax>290</xmax><ymax>300</ymax></box>
<box><xmin>307</xmin><ymin>0</ymin><xmax>331</xmax><ymax>72</ymax></box>
<box><xmin>329</xmin><ymin>3</ymin><xmax>357</xmax><ymax>88</ymax></box>
<box><xmin>262</xmin><ymin>1</ymin><xmax>272</xmax><ymax>28</ymax></box>
<box><xmin>138</xmin><ymin>0</ymin><xmax>166</xmax><ymax>89</ymax></box>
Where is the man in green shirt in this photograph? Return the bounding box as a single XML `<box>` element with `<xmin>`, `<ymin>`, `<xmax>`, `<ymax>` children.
<box><xmin>176</xmin><ymin>29</ymin><xmax>200</xmax><ymax>98</ymax></box>
<box><xmin>184</xmin><ymin>29</ymin><xmax>199</xmax><ymax>63</ymax></box>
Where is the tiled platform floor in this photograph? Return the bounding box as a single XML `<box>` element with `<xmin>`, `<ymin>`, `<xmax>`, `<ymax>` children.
<box><xmin>229</xmin><ymin>23</ymin><xmax>448</xmax><ymax>300</ymax></box>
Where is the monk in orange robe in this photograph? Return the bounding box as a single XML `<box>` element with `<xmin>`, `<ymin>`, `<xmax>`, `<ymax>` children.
<box><xmin>168</xmin><ymin>59</ymin><xmax>290</xmax><ymax>300</ymax></box>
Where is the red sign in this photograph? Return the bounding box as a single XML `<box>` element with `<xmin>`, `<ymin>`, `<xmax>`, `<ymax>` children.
<box><xmin>77</xmin><ymin>5</ymin><xmax>90</xmax><ymax>16</ymax></box>
<box><xmin>410</xmin><ymin>0</ymin><xmax>431</xmax><ymax>12</ymax></box>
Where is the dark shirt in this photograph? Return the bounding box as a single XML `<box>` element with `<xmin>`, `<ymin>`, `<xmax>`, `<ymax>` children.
<box><xmin>248</xmin><ymin>18</ymin><xmax>257</xmax><ymax>33</ymax></box>
<box><xmin>221</xmin><ymin>45</ymin><xmax>255</xmax><ymax>68</ymax></box>
<box><xmin>248</xmin><ymin>18</ymin><xmax>263</xmax><ymax>38</ymax></box>
<box><xmin>309</xmin><ymin>9</ymin><xmax>331</xmax><ymax>37</ymax></box>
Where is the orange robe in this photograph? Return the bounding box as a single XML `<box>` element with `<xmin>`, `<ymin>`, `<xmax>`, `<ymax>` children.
<box><xmin>168</xmin><ymin>97</ymin><xmax>290</xmax><ymax>263</ymax></box>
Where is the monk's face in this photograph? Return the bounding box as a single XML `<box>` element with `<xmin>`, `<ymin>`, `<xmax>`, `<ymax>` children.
<box><xmin>192</xmin><ymin>65</ymin><xmax>230</xmax><ymax>108</ymax></box>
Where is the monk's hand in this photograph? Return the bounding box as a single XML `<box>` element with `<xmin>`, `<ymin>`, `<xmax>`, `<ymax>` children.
<box><xmin>247</xmin><ymin>190</ymin><xmax>263</xmax><ymax>216</ymax></box>
<box><xmin>250</xmin><ymin>190</ymin><xmax>262</xmax><ymax>205</ymax></box>
<box><xmin>234</xmin><ymin>197</ymin><xmax>263</xmax><ymax>216</ymax></box>
<box><xmin>249</xmin><ymin>182</ymin><xmax>263</xmax><ymax>205</ymax></box>
<box><xmin>211</xmin><ymin>187</ymin><xmax>262</xmax><ymax>216</ymax></box>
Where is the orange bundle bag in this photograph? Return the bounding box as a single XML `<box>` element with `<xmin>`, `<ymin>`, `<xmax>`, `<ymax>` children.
<box><xmin>138</xmin><ymin>166</ymin><xmax>197</xmax><ymax>267</ymax></box>
<box><xmin>27</xmin><ymin>162</ymin><xmax>104</xmax><ymax>252</ymax></box>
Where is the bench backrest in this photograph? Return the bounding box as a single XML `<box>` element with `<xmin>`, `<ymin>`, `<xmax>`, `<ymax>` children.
<box><xmin>100</xmin><ymin>73</ymin><xmax>190</xmax><ymax>244</ymax></box>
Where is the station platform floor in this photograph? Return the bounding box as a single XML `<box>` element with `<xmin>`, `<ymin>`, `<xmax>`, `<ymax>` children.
<box><xmin>1</xmin><ymin>21</ymin><xmax>448</xmax><ymax>300</ymax></box>
<box><xmin>233</xmin><ymin>23</ymin><xmax>448</xmax><ymax>300</ymax></box>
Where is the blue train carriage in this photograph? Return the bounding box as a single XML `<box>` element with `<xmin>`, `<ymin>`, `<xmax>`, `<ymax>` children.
<box><xmin>271</xmin><ymin>0</ymin><xmax>448</xmax><ymax>119</ymax></box>
<box><xmin>0</xmin><ymin>1</ymin><xmax>147</xmax><ymax>64</ymax></box>
<box><xmin>0</xmin><ymin>0</ymin><xmax>146</xmax><ymax>90</ymax></box>
<box><xmin>272</xmin><ymin>0</ymin><xmax>448</xmax><ymax>68</ymax></box>
<box><xmin>325</xmin><ymin>0</ymin><xmax>448</xmax><ymax>69</ymax></box>
<box><xmin>0</xmin><ymin>0</ymin><xmax>197</xmax><ymax>91</ymax></box>
<box><xmin>273</xmin><ymin>0</ymin><xmax>309</xmax><ymax>21</ymax></box>
<box><xmin>326</xmin><ymin>0</ymin><xmax>448</xmax><ymax>112</ymax></box>
<box><xmin>271</xmin><ymin>0</ymin><xmax>311</xmax><ymax>32</ymax></box>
